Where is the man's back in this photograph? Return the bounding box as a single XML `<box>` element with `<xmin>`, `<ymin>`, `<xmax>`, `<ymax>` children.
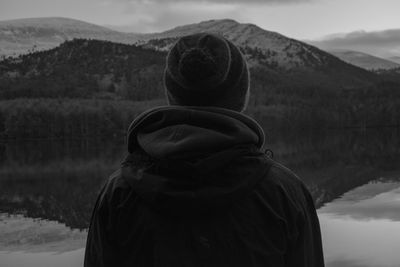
<box><xmin>85</xmin><ymin>106</ymin><xmax>324</xmax><ymax>267</ymax></box>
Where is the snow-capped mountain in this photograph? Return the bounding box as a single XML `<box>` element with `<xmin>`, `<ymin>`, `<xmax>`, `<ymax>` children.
<box><xmin>136</xmin><ymin>19</ymin><xmax>377</xmax><ymax>88</ymax></box>
<box><xmin>329</xmin><ymin>50</ymin><xmax>400</xmax><ymax>70</ymax></box>
<box><xmin>138</xmin><ymin>19</ymin><xmax>336</xmax><ymax>70</ymax></box>
<box><xmin>0</xmin><ymin>17</ymin><xmax>141</xmax><ymax>57</ymax></box>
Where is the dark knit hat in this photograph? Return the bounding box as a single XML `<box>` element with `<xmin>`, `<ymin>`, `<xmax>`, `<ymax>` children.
<box><xmin>164</xmin><ymin>33</ymin><xmax>250</xmax><ymax>112</ymax></box>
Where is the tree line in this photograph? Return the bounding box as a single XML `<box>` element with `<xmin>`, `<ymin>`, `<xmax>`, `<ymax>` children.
<box><xmin>0</xmin><ymin>39</ymin><xmax>399</xmax><ymax>138</ymax></box>
<box><xmin>0</xmin><ymin>98</ymin><xmax>165</xmax><ymax>139</ymax></box>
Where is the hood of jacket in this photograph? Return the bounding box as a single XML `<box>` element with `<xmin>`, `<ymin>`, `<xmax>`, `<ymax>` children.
<box><xmin>121</xmin><ymin>106</ymin><xmax>270</xmax><ymax>216</ymax></box>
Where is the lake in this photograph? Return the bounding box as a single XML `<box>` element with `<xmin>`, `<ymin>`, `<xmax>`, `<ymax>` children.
<box><xmin>1</xmin><ymin>128</ymin><xmax>400</xmax><ymax>267</ymax></box>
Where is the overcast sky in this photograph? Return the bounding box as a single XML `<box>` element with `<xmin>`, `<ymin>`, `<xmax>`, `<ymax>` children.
<box><xmin>1</xmin><ymin>0</ymin><xmax>399</xmax><ymax>40</ymax></box>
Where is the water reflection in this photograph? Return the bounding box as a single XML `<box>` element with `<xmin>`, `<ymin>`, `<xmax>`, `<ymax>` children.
<box><xmin>320</xmin><ymin>178</ymin><xmax>400</xmax><ymax>221</ymax></box>
<box><xmin>0</xmin><ymin>213</ymin><xmax>86</xmax><ymax>252</ymax></box>
<box><xmin>319</xmin><ymin>179</ymin><xmax>400</xmax><ymax>267</ymax></box>
<box><xmin>0</xmin><ymin>129</ymin><xmax>399</xmax><ymax>267</ymax></box>
<box><xmin>0</xmin><ymin>213</ymin><xmax>86</xmax><ymax>267</ymax></box>
<box><xmin>0</xmin><ymin>138</ymin><xmax>125</xmax><ymax>229</ymax></box>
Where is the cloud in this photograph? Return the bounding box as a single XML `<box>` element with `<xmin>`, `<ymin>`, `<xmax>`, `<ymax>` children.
<box><xmin>100</xmin><ymin>0</ymin><xmax>314</xmax><ymax>35</ymax></box>
<box><xmin>323</xmin><ymin>29</ymin><xmax>400</xmax><ymax>47</ymax></box>
<box><xmin>111</xmin><ymin>0</ymin><xmax>311</xmax><ymax>4</ymax></box>
<box><xmin>308</xmin><ymin>29</ymin><xmax>400</xmax><ymax>58</ymax></box>
<box><xmin>103</xmin><ymin>1</ymin><xmax>244</xmax><ymax>33</ymax></box>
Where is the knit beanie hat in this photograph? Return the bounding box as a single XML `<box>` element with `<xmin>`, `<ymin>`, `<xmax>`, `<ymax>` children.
<box><xmin>164</xmin><ymin>33</ymin><xmax>250</xmax><ymax>112</ymax></box>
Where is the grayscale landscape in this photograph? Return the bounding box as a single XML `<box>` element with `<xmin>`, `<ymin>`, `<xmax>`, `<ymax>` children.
<box><xmin>1</xmin><ymin>0</ymin><xmax>400</xmax><ymax>266</ymax></box>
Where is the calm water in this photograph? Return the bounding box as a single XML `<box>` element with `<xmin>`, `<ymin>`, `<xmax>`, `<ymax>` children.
<box><xmin>0</xmin><ymin>128</ymin><xmax>400</xmax><ymax>267</ymax></box>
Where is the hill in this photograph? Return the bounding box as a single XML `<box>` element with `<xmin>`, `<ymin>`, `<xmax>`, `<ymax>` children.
<box><xmin>0</xmin><ymin>17</ymin><xmax>141</xmax><ymax>58</ymax></box>
<box><xmin>329</xmin><ymin>50</ymin><xmax>400</xmax><ymax>70</ymax></box>
<box><xmin>305</xmin><ymin>28</ymin><xmax>400</xmax><ymax>62</ymax></box>
<box><xmin>388</xmin><ymin>56</ymin><xmax>400</xmax><ymax>64</ymax></box>
<box><xmin>0</xmin><ymin>39</ymin><xmax>165</xmax><ymax>100</ymax></box>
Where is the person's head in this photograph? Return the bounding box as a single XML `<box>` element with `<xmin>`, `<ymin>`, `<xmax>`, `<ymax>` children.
<box><xmin>164</xmin><ymin>33</ymin><xmax>250</xmax><ymax>112</ymax></box>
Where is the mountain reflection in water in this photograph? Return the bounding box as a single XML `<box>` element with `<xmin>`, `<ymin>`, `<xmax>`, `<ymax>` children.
<box><xmin>0</xmin><ymin>128</ymin><xmax>399</xmax><ymax>267</ymax></box>
<box><xmin>319</xmin><ymin>178</ymin><xmax>400</xmax><ymax>267</ymax></box>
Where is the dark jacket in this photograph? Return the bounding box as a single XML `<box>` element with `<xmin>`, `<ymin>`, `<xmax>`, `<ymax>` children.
<box><xmin>84</xmin><ymin>106</ymin><xmax>324</xmax><ymax>267</ymax></box>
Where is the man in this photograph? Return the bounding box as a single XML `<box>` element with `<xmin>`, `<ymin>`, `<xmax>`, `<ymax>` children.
<box><xmin>85</xmin><ymin>33</ymin><xmax>325</xmax><ymax>267</ymax></box>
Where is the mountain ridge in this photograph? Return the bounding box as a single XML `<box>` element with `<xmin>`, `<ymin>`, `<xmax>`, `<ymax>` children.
<box><xmin>329</xmin><ymin>50</ymin><xmax>400</xmax><ymax>70</ymax></box>
<box><xmin>134</xmin><ymin>18</ymin><xmax>377</xmax><ymax>89</ymax></box>
<box><xmin>0</xmin><ymin>17</ymin><xmax>142</xmax><ymax>57</ymax></box>
<box><xmin>306</xmin><ymin>28</ymin><xmax>400</xmax><ymax>60</ymax></box>
<box><xmin>0</xmin><ymin>17</ymin><xmax>112</xmax><ymax>30</ymax></box>
<box><xmin>137</xmin><ymin>19</ymin><xmax>329</xmax><ymax>70</ymax></box>
<box><xmin>0</xmin><ymin>17</ymin><xmax>380</xmax><ymax>92</ymax></box>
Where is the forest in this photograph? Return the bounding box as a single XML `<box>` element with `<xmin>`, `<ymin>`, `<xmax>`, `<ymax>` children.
<box><xmin>0</xmin><ymin>39</ymin><xmax>399</xmax><ymax>138</ymax></box>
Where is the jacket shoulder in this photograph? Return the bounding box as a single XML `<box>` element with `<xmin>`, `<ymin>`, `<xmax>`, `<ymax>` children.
<box><xmin>97</xmin><ymin>168</ymin><xmax>134</xmax><ymax>211</ymax></box>
<box><xmin>266</xmin><ymin>159</ymin><xmax>309</xmax><ymax>193</ymax></box>
<box><xmin>256</xmin><ymin>157</ymin><xmax>315</xmax><ymax>220</ymax></box>
<box><xmin>100</xmin><ymin>151</ymin><xmax>153</xmax><ymax>205</ymax></box>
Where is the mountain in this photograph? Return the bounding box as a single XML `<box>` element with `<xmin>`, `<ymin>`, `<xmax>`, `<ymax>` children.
<box><xmin>329</xmin><ymin>50</ymin><xmax>400</xmax><ymax>70</ymax></box>
<box><xmin>138</xmin><ymin>19</ymin><xmax>377</xmax><ymax>90</ymax></box>
<box><xmin>0</xmin><ymin>33</ymin><xmax>378</xmax><ymax>103</ymax></box>
<box><xmin>306</xmin><ymin>29</ymin><xmax>400</xmax><ymax>60</ymax></box>
<box><xmin>0</xmin><ymin>17</ymin><xmax>141</xmax><ymax>58</ymax></box>
<box><xmin>140</xmin><ymin>19</ymin><xmax>355</xmax><ymax>69</ymax></box>
<box><xmin>0</xmin><ymin>18</ymin><xmax>381</xmax><ymax>105</ymax></box>
<box><xmin>388</xmin><ymin>56</ymin><xmax>400</xmax><ymax>64</ymax></box>
<box><xmin>0</xmin><ymin>17</ymin><xmax>378</xmax><ymax>90</ymax></box>
<box><xmin>1</xmin><ymin>38</ymin><xmax>400</xmax><ymax>137</ymax></box>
